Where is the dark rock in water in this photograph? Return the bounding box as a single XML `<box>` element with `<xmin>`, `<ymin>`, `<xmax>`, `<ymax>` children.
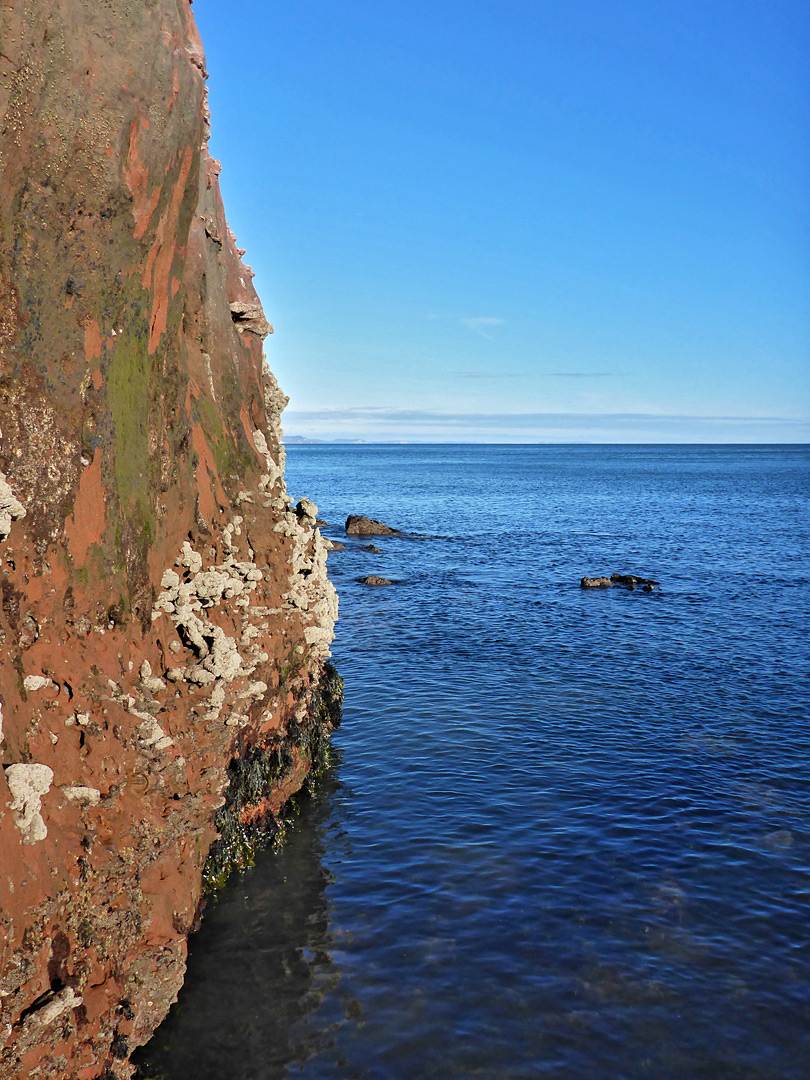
<box><xmin>581</xmin><ymin>574</ymin><xmax>658</xmax><ymax>590</ymax></box>
<box><xmin>359</xmin><ymin>575</ymin><xmax>394</xmax><ymax>586</ymax></box>
<box><xmin>610</xmin><ymin>573</ymin><xmax>658</xmax><ymax>589</ymax></box>
<box><xmin>325</xmin><ymin>539</ymin><xmax>345</xmax><ymax>551</ymax></box>
<box><xmin>346</xmin><ymin>514</ymin><xmax>400</xmax><ymax>536</ymax></box>
<box><xmin>361</xmin><ymin>544</ymin><xmax>385</xmax><ymax>553</ymax></box>
<box><xmin>316</xmin><ymin>517</ymin><xmax>328</xmax><ymax>526</ymax></box>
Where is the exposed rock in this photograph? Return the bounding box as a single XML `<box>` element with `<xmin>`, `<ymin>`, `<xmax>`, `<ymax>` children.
<box><xmin>345</xmin><ymin>515</ymin><xmax>400</xmax><ymax>536</ymax></box>
<box><xmin>324</xmin><ymin>539</ymin><xmax>345</xmax><ymax>551</ymax></box>
<box><xmin>359</xmin><ymin>575</ymin><xmax>394</xmax><ymax>586</ymax></box>
<box><xmin>296</xmin><ymin>497</ymin><xmax>319</xmax><ymax>523</ymax></box>
<box><xmin>0</xmin><ymin>3</ymin><xmax>340</xmax><ymax>1078</ymax></box>
<box><xmin>581</xmin><ymin>574</ymin><xmax>658</xmax><ymax>591</ymax></box>
<box><xmin>610</xmin><ymin>573</ymin><xmax>658</xmax><ymax>590</ymax></box>
<box><xmin>361</xmin><ymin>544</ymin><xmax>385</xmax><ymax>554</ymax></box>
<box><xmin>580</xmin><ymin>576</ymin><xmax>612</xmax><ymax>588</ymax></box>
<box><xmin>229</xmin><ymin>300</ymin><xmax>272</xmax><ymax>338</ymax></box>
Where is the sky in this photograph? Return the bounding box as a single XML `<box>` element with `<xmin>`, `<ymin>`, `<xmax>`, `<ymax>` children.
<box><xmin>193</xmin><ymin>0</ymin><xmax>809</xmax><ymax>442</ymax></box>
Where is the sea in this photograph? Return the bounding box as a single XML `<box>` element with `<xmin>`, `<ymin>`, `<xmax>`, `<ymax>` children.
<box><xmin>134</xmin><ymin>444</ymin><xmax>810</xmax><ymax>1080</ymax></box>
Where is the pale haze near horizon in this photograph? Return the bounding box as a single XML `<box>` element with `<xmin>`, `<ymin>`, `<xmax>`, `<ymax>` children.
<box><xmin>194</xmin><ymin>0</ymin><xmax>809</xmax><ymax>443</ymax></box>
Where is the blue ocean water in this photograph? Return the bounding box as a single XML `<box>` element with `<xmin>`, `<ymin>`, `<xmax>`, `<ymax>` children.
<box><xmin>135</xmin><ymin>445</ymin><xmax>810</xmax><ymax>1080</ymax></box>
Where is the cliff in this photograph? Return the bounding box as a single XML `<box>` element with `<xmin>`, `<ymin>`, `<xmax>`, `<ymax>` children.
<box><xmin>0</xmin><ymin>3</ymin><xmax>339</xmax><ymax>1077</ymax></box>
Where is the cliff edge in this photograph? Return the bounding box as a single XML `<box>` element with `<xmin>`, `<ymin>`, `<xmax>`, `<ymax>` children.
<box><xmin>0</xmin><ymin>3</ymin><xmax>339</xmax><ymax>1077</ymax></box>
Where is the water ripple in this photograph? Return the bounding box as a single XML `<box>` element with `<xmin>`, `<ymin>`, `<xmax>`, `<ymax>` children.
<box><xmin>135</xmin><ymin>445</ymin><xmax>810</xmax><ymax>1080</ymax></box>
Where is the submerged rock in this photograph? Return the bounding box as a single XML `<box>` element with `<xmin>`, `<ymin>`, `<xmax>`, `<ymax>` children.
<box><xmin>345</xmin><ymin>515</ymin><xmax>400</xmax><ymax>536</ymax></box>
<box><xmin>361</xmin><ymin>544</ymin><xmax>385</xmax><ymax>553</ymax></box>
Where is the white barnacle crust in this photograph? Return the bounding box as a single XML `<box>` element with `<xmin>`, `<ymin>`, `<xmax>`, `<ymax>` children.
<box><xmin>61</xmin><ymin>785</ymin><xmax>101</xmax><ymax>806</ymax></box>
<box><xmin>0</xmin><ymin>473</ymin><xmax>26</xmax><ymax>543</ymax></box>
<box><xmin>139</xmin><ymin>659</ymin><xmax>167</xmax><ymax>694</ymax></box>
<box><xmin>34</xmin><ymin>987</ymin><xmax>82</xmax><ymax>1026</ymax></box>
<box><xmin>283</xmin><ymin>516</ymin><xmax>338</xmax><ymax>663</ymax></box>
<box><xmin>5</xmin><ymin>763</ymin><xmax>54</xmax><ymax>843</ymax></box>
<box><xmin>23</xmin><ymin>675</ymin><xmax>56</xmax><ymax>693</ymax></box>
<box><xmin>147</xmin><ymin>471</ymin><xmax>337</xmax><ymax>733</ymax></box>
<box><xmin>137</xmin><ymin>716</ymin><xmax>173</xmax><ymax>750</ymax></box>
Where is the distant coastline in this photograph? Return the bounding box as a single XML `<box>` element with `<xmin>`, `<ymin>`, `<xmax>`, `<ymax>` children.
<box><xmin>284</xmin><ymin>435</ymin><xmax>364</xmax><ymax>444</ymax></box>
<box><xmin>285</xmin><ymin>436</ymin><xmax>410</xmax><ymax>445</ymax></box>
<box><xmin>283</xmin><ymin>436</ymin><xmax>810</xmax><ymax>447</ymax></box>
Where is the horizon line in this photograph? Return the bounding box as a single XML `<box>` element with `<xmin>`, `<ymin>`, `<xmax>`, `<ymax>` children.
<box><xmin>283</xmin><ymin>437</ymin><xmax>810</xmax><ymax>446</ymax></box>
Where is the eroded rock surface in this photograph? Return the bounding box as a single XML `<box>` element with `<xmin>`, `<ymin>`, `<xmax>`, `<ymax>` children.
<box><xmin>0</xmin><ymin>3</ymin><xmax>338</xmax><ymax>1077</ymax></box>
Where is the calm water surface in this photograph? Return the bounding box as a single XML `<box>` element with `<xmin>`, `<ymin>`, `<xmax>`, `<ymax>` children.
<box><xmin>135</xmin><ymin>445</ymin><xmax>810</xmax><ymax>1080</ymax></box>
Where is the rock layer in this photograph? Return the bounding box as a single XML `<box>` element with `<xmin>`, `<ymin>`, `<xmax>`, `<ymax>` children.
<box><xmin>0</xmin><ymin>3</ymin><xmax>338</xmax><ymax>1077</ymax></box>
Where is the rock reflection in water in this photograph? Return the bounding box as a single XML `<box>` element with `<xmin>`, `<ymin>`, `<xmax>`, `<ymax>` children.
<box><xmin>133</xmin><ymin>769</ymin><xmax>344</xmax><ymax>1080</ymax></box>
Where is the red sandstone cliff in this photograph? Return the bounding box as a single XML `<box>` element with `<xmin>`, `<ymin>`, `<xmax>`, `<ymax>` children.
<box><xmin>0</xmin><ymin>3</ymin><xmax>339</xmax><ymax>1076</ymax></box>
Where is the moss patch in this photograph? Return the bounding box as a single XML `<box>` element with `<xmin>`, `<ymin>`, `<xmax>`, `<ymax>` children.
<box><xmin>192</xmin><ymin>391</ymin><xmax>256</xmax><ymax>483</ymax></box>
<box><xmin>107</xmin><ymin>318</ymin><xmax>153</xmax><ymax>533</ymax></box>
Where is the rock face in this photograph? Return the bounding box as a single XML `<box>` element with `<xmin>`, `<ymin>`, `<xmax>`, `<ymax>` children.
<box><xmin>0</xmin><ymin>3</ymin><xmax>339</xmax><ymax>1078</ymax></box>
<box><xmin>345</xmin><ymin>515</ymin><xmax>400</xmax><ymax>537</ymax></box>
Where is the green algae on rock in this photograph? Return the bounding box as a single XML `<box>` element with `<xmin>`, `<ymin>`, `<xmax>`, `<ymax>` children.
<box><xmin>201</xmin><ymin>664</ymin><xmax>344</xmax><ymax>894</ymax></box>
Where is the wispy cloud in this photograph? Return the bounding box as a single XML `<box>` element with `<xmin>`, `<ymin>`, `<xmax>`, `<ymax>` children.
<box><xmin>452</xmin><ymin>369</ymin><xmax>613</xmax><ymax>380</ymax></box>
<box><xmin>542</xmin><ymin>371</ymin><xmax>613</xmax><ymax>378</ymax></box>
<box><xmin>453</xmin><ymin>370</ymin><xmax>524</xmax><ymax>379</ymax></box>
<box><xmin>460</xmin><ymin>316</ymin><xmax>505</xmax><ymax>339</ymax></box>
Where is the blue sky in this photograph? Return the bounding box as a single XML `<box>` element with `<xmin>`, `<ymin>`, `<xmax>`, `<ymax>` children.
<box><xmin>193</xmin><ymin>1</ymin><xmax>809</xmax><ymax>442</ymax></box>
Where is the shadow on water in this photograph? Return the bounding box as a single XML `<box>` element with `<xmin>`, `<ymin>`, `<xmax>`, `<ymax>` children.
<box><xmin>132</xmin><ymin>762</ymin><xmax>344</xmax><ymax>1080</ymax></box>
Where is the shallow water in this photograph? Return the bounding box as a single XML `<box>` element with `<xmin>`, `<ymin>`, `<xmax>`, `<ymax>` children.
<box><xmin>135</xmin><ymin>445</ymin><xmax>810</xmax><ymax>1080</ymax></box>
